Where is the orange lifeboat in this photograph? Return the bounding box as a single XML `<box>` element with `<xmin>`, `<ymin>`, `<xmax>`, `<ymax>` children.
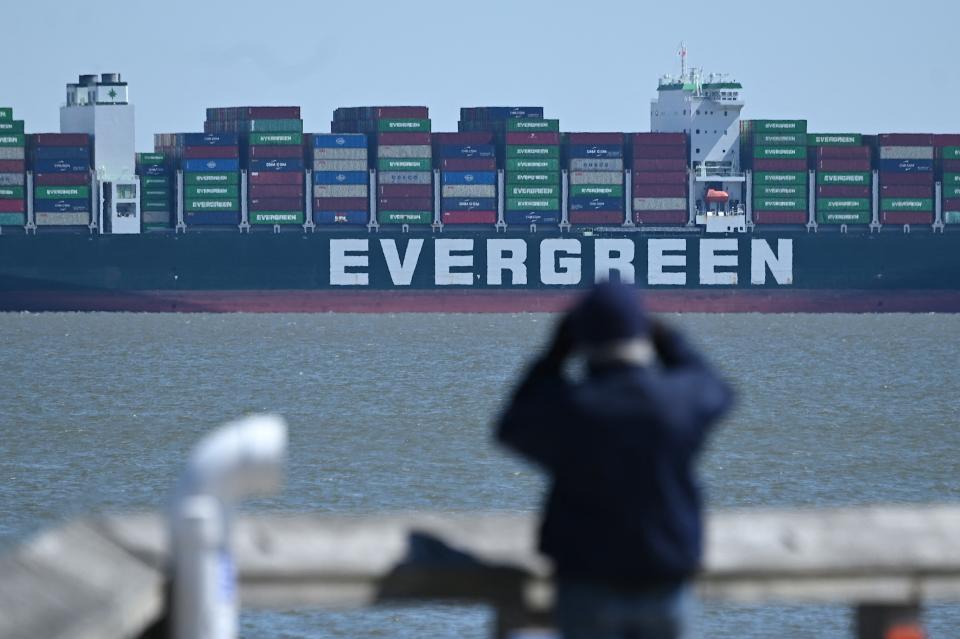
<box><xmin>706</xmin><ymin>188</ymin><xmax>729</xmax><ymax>203</ymax></box>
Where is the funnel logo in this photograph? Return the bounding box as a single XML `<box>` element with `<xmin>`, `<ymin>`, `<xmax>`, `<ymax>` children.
<box><xmin>108</xmin><ymin>88</ymin><xmax>117</xmax><ymax>100</ymax></box>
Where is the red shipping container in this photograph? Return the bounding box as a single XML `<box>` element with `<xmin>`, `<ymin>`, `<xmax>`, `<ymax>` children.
<box><xmin>880</xmin><ymin>184</ymin><xmax>932</xmax><ymax>198</ymax></box>
<box><xmin>505</xmin><ymin>132</ymin><xmax>561</xmax><ymax>145</ymax></box>
<box><xmin>0</xmin><ymin>199</ymin><xmax>25</xmax><ymax>213</ymax></box>
<box><xmin>632</xmin><ymin>145</ymin><xmax>687</xmax><ymax>160</ymax></box>
<box><xmin>0</xmin><ymin>160</ymin><xmax>25</xmax><ymax>172</ymax></box>
<box><xmin>570</xmin><ymin>211</ymin><xmax>624</xmax><ymax>224</ymax></box>
<box><xmin>632</xmin><ymin>171</ymin><xmax>687</xmax><ymax>184</ymax></box>
<box><xmin>817</xmin><ymin>146</ymin><xmax>870</xmax><ymax>159</ymax></box>
<box><xmin>32</xmin><ymin>133</ymin><xmax>89</xmax><ymax>146</ymax></box>
<box><xmin>631</xmin><ymin>184</ymin><xmax>687</xmax><ymax>197</ymax></box>
<box><xmin>944</xmin><ymin>198</ymin><xmax>960</xmax><ymax>210</ymax></box>
<box><xmin>817</xmin><ymin>159</ymin><xmax>871</xmax><ymax>172</ymax></box>
<box><xmin>231</xmin><ymin>106</ymin><xmax>300</xmax><ymax>119</ymax></box>
<box><xmin>378</xmin><ymin>184</ymin><xmax>431</xmax><ymax>198</ymax></box>
<box><xmin>250</xmin><ymin>184</ymin><xmax>303</xmax><ymax>198</ymax></box>
<box><xmin>183</xmin><ymin>145</ymin><xmax>239</xmax><ymax>159</ymax></box>
<box><xmin>247</xmin><ymin>145</ymin><xmax>301</xmax><ymax>159</ymax></box>
<box><xmin>249</xmin><ymin>197</ymin><xmax>302</xmax><ymax>211</ymax></box>
<box><xmin>433</xmin><ymin>132</ymin><xmax>493</xmax><ymax>145</ymax></box>
<box><xmin>34</xmin><ymin>172</ymin><xmax>89</xmax><ymax>185</ymax></box>
<box><xmin>378</xmin><ymin>197</ymin><xmax>432</xmax><ymax>210</ymax></box>
<box><xmin>878</xmin><ymin>133</ymin><xmax>934</xmax><ymax>146</ymax></box>
<box><xmin>934</xmin><ymin>134</ymin><xmax>960</xmax><ymax>147</ymax></box>
<box><xmin>632</xmin><ymin>133</ymin><xmax>687</xmax><ymax>146</ymax></box>
<box><xmin>818</xmin><ymin>185</ymin><xmax>871</xmax><ymax>198</ymax></box>
<box><xmin>314</xmin><ymin>197</ymin><xmax>368</xmax><ymax>211</ymax></box>
<box><xmin>753</xmin><ymin>159</ymin><xmax>807</xmax><ymax>172</ymax></box>
<box><xmin>881</xmin><ymin>211</ymin><xmax>933</xmax><ymax>224</ymax></box>
<box><xmin>753</xmin><ymin>211</ymin><xmax>808</xmax><ymax>224</ymax></box>
<box><xmin>942</xmin><ymin>159</ymin><xmax>960</xmax><ymax>171</ymax></box>
<box><xmin>879</xmin><ymin>172</ymin><xmax>933</xmax><ymax>185</ymax></box>
<box><xmin>249</xmin><ymin>171</ymin><xmax>304</xmax><ymax>185</ymax></box>
<box><xmin>633</xmin><ymin>211</ymin><xmax>687</xmax><ymax>224</ymax></box>
<box><xmin>377</xmin><ymin>132</ymin><xmax>431</xmax><ymax>145</ymax></box>
<box><xmin>442</xmin><ymin>210</ymin><xmax>496</xmax><ymax>224</ymax></box>
<box><xmin>441</xmin><ymin>158</ymin><xmax>496</xmax><ymax>171</ymax></box>
<box><xmin>567</xmin><ymin>132</ymin><xmax>624</xmax><ymax>145</ymax></box>
<box><xmin>633</xmin><ymin>159</ymin><xmax>687</xmax><ymax>171</ymax></box>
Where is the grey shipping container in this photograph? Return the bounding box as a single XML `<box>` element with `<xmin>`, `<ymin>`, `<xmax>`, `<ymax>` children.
<box><xmin>569</xmin><ymin>158</ymin><xmax>625</xmax><ymax>172</ymax></box>
<box><xmin>442</xmin><ymin>184</ymin><xmax>497</xmax><ymax>198</ymax></box>
<box><xmin>0</xmin><ymin>147</ymin><xmax>25</xmax><ymax>160</ymax></box>
<box><xmin>633</xmin><ymin>197</ymin><xmax>687</xmax><ymax>211</ymax></box>
<box><xmin>0</xmin><ymin>173</ymin><xmax>25</xmax><ymax>186</ymax></box>
<box><xmin>378</xmin><ymin>171</ymin><xmax>432</xmax><ymax>185</ymax></box>
<box><xmin>878</xmin><ymin>146</ymin><xmax>934</xmax><ymax>160</ymax></box>
<box><xmin>570</xmin><ymin>171</ymin><xmax>623</xmax><ymax>185</ymax></box>
<box><xmin>36</xmin><ymin>212</ymin><xmax>90</xmax><ymax>225</ymax></box>
<box><xmin>376</xmin><ymin>145</ymin><xmax>432</xmax><ymax>159</ymax></box>
<box><xmin>313</xmin><ymin>147</ymin><xmax>368</xmax><ymax>161</ymax></box>
<box><xmin>313</xmin><ymin>184</ymin><xmax>369</xmax><ymax>198</ymax></box>
<box><xmin>142</xmin><ymin>211</ymin><xmax>170</xmax><ymax>224</ymax></box>
<box><xmin>312</xmin><ymin>159</ymin><xmax>368</xmax><ymax>172</ymax></box>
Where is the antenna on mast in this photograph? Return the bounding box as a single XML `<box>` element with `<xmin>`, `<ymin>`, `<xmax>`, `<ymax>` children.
<box><xmin>678</xmin><ymin>42</ymin><xmax>687</xmax><ymax>78</ymax></box>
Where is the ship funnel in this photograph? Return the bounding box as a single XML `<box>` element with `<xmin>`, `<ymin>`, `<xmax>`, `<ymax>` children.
<box><xmin>101</xmin><ymin>72</ymin><xmax>120</xmax><ymax>84</ymax></box>
<box><xmin>79</xmin><ymin>74</ymin><xmax>97</xmax><ymax>86</ymax></box>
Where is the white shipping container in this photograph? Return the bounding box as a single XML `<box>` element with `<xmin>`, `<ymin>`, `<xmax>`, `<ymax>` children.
<box><xmin>442</xmin><ymin>184</ymin><xmax>497</xmax><ymax>198</ymax></box>
<box><xmin>570</xmin><ymin>171</ymin><xmax>623</xmax><ymax>185</ymax></box>
<box><xmin>312</xmin><ymin>159</ymin><xmax>368</xmax><ymax>172</ymax></box>
<box><xmin>632</xmin><ymin>197</ymin><xmax>687</xmax><ymax>211</ymax></box>
<box><xmin>36</xmin><ymin>211</ymin><xmax>90</xmax><ymax>225</ymax></box>
<box><xmin>0</xmin><ymin>147</ymin><xmax>25</xmax><ymax>160</ymax></box>
<box><xmin>879</xmin><ymin>146</ymin><xmax>934</xmax><ymax>160</ymax></box>
<box><xmin>313</xmin><ymin>184</ymin><xmax>368</xmax><ymax>198</ymax></box>
<box><xmin>313</xmin><ymin>147</ymin><xmax>367</xmax><ymax>161</ymax></box>
<box><xmin>377</xmin><ymin>145</ymin><xmax>432</xmax><ymax>159</ymax></box>
<box><xmin>0</xmin><ymin>173</ymin><xmax>24</xmax><ymax>185</ymax></box>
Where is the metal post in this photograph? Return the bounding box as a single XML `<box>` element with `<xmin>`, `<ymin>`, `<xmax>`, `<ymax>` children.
<box><xmin>176</xmin><ymin>170</ymin><xmax>187</xmax><ymax>233</ymax></box>
<box><xmin>806</xmin><ymin>170</ymin><xmax>818</xmax><ymax>233</ymax></box>
<box><xmin>432</xmin><ymin>168</ymin><xmax>443</xmax><ymax>231</ymax></box>
<box><xmin>25</xmin><ymin>171</ymin><xmax>36</xmax><ymax>233</ymax></box>
<box><xmin>623</xmin><ymin>169</ymin><xmax>634</xmax><ymax>226</ymax></box>
<box><xmin>495</xmin><ymin>170</ymin><xmax>506</xmax><ymax>232</ymax></box>
<box><xmin>855</xmin><ymin>603</ymin><xmax>924</xmax><ymax>639</ymax></box>
<box><xmin>172</xmin><ymin>414</ymin><xmax>288</xmax><ymax>639</ymax></box>
<box><xmin>559</xmin><ymin>169</ymin><xmax>570</xmax><ymax>231</ymax></box>
<box><xmin>934</xmin><ymin>180</ymin><xmax>944</xmax><ymax>232</ymax></box>
<box><xmin>687</xmin><ymin>169</ymin><xmax>696</xmax><ymax>226</ymax></box>
<box><xmin>745</xmin><ymin>170</ymin><xmax>754</xmax><ymax>230</ymax></box>
<box><xmin>303</xmin><ymin>169</ymin><xmax>315</xmax><ymax>233</ymax></box>
<box><xmin>869</xmin><ymin>170</ymin><xmax>881</xmax><ymax>232</ymax></box>
<box><xmin>239</xmin><ymin>171</ymin><xmax>250</xmax><ymax>233</ymax></box>
<box><xmin>367</xmin><ymin>169</ymin><xmax>379</xmax><ymax>232</ymax></box>
<box><xmin>89</xmin><ymin>170</ymin><xmax>99</xmax><ymax>235</ymax></box>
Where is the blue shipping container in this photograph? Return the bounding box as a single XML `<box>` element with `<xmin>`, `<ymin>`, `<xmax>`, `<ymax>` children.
<box><xmin>32</xmin><ymin>159</ymin><xmax>89</xmax><ymax>173</ymax></box>
<box><xmin>504</xmin><ymin>210</ymin><xmax>561</xmax><ymax>225</ymax></box>
<box><xmin>313</xmin><ymin>170</ymin><xmax>368</xmax><ymax>185</ymax></box>
<box><xmin>438</xmin><ymin>144</ymin><xmax>496</xmax><ymax>159</ymax></box>
<box><xmin>441</xmin><ymin>171</ymin><xmax>497</xmax><ymax>185</ymax></box>
<box><xmin>34</xmin><ymin>198</ymin><xmax>90</xmax><ymax>213</ymax></box>
<box><xmin>878</xmin><ymin>158</ymin><xmax>933</xmax><ymax>173</ymax></box>
<box><xmin>313</xmin><ymin>210</ymin><xmax>368</xmax><ymax>225</ymax></box>
<box><xmin>567</xmin><ymin>145</ymin><xmax>623</xmax><ymax>159</ymax></box>
<box><xmin>569</xmin><ymin>196</ymin><xmax>624</xmax><ymax>211</ymax></box>
<box><xmin>183</xmin><ymin>158</ymin><xmax>240</xmax><ymax>172</ymax></box>
<box><xmin>184</xmin><ymin>210</ymin><xmax>240</xmax><ymax>225</ymax></box>
<box><xmin>441</xmin><ymin>197</ymin><xmax>497</xmax><ymax>211</ymax></box>
<box><xmin>313</xmin><ymin>134</ymin><xmax>367</xmax><ymax>148</ymax></box>
<box><xmin>461</xmin><ymin>107</ymin><xmax>544</xmax><ymax>120</ymax></box>
<box><xmin>139</xmin><ymin>165</ymin><xmax>168</xmax><ymax>176</ymax></box>
<box><xmin>248</xmin><ymin>158</ymin><xmax>304</xmax><ymax>172</ymax></box>
<box><xmin>32</xmin><ymin>146</ymin><xmax>89</xmax><ymax>160</ymax></box>
<box><xmin>181</xmin><ymin>133</ymin><xmax>239</xmax><ymax>147</ymax></box>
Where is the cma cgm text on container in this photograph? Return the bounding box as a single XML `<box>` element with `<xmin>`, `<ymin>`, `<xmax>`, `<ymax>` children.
<box><xmin>322</xmin><ymin>236</ymin><xmax>793</xmax><ymax>287</ymax></box>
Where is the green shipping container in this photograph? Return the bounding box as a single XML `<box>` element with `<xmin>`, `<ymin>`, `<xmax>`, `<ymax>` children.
<box><xmin>0</xmin><ymin>213</ymin><xmax>25</xmax><ymax>225</ymax></box>
<box><xmin>0</xmin><ymin>134</ymin><xmax>25</xmax><ymax>147</ymax></box>
<box><xmin>753</xmin><ymin>146</ymin><xmax>806</xmax><ymax>159</ymax></box>
<box><xmin>755</xmin><ymin>133</ymin><xmax>805</xmax><ymax>146</ymax></box>
<box><xmin>137</xmin><ymin>153</ymin><xmax>165</xmax><ymax>165</ymax></box>
<box><xmin>756</xmin><ymin>184</ymin><xmax>806</xmax><ymax>197</ymax></box>
<box><xmin>378</xmin><ymin>210</ymin><xmax>433</xmax><ymax>224</ymax></box>
<box><xmin>246</xmin><ymin>119</ymin><xmax>303</xmax><ymax>133</ymax></box>
<box><xmin>506</xmin><ymin>185</ymin><xmax>560</xmax><ymax>197</ymax></box>
<box><xmin>141</xmin><ymin>176</ymin><xmax>170</xmax><ymax>188</ymax></box>
<box><xmin>808</xmin><ymin>133</ymin><xmax>862</xmax><ymax>146</ymax></box>
<box><xmin>506</xmin><ymin>197</ymin><xmax>560</xmax><ymax>211</ymax></box>
<box><xmin>0</xmin><ymin>121</ymin><xmax>24</xmax><ymax>134</ymax></box>
<box><xmin>752</xmin><ymin>119</ymin><xmax>807</xmax><ymax>133</ymax></box>
<box><xmin>816</xmin><ymin>198</ymin><xmax>870</xmax><ymax>211</ymax></box>
<box><xmin>185</xmin><ymin>172</ymin><xmax>239</xmax><ymax>185</ymax></box>
<box><xmin>752</xmin><ymin>198</ymin><xmax>807</xmax><ymax>210</ymax></box>
<box><xmin>942</xmin><ymin>147</ymin><xmax>960</xmax><ymax>160</ymax></box>
<box><xmin>753</xmin><ymin>172</ymin><xmax>808</xmax><ymax>185</ymax></box>
<box><xmin>943</xmin><ymin>173</ymin><xmax>960</xmax><ymax>186</ymax></box>
<box><xmin>377</xmin><ymin>158</ymin><xmax>431</xmax><ymax>171</ymax></box>
<box><xmin>185</xmin><ymin>199</ymin><xmax>240</xmax><ymax>212</ymax></box>
<box><xmin>506</xmin><ymin>118</ymin><xmax>560</xmax><ymax>132</ymax></box>
<box><xmin>817</xmin><ymin>210</ymin><xmax>871</xmax><ymax>224</ymax></box>
<box><xmin>141</xmin><ymin>201</ymin><xmax>170</xmax><ymax>212</ymax></box>
<box><xmin>186</xmin><ymin>185</ymin><xmax>239</xmax><ymax>198</ymax></box>
<box><xmin>505</xmin><ymin>172</ymin><xmax>560</xmax><ymax>185</ymax></box>
<box><xmin>570</xmin><ymin>184</ymin><xmax>623</xmax><ymax>197</ymax></box>
<box><xmin>507</xmin><ymin>158</ymin><xmax>560</xmax><ymax>171</ymax></box>
<box><xmin>248</xmin><ymin>132</ymin><xmax>302</xmax><ymax>146</ymax></box>
<box><xmin>945</xmin><ymin>210</ymin><xmax>960</xmax><ymax>224</ymax></box>
<box><xmin>506</xmin><ymin>145</ymin><xmax>560</xmax><ymax>159</ymax></box>
<box><xmin>817</xmin><ymin>172</ymin><xmax>871</xmax><ymax>185</ymax></box>
<box><xmin>881</xmin><ymin>198</ymin><xmax>934</xmax><ymax>211</ymax></box>
<box><xmin>250</xmin><ymin>211</ymin><xmax>304</xmax><ymax>225</ymax></box>
<box><xmin>0</xmin><ymin>186</ymin><xmax>24</xmax><ymax>198</ymax></box>
<box><xmin>35</xmin><ymin>185</ymin><xmax>90</xmax><ymax>199</ymax></box>
<box><xmin>943</xmin><ymin>185</ymin><xmax>960</xmax><ymax>199</ymax></box>
<box><xmin>0</xmin><ymin>108</ymin><xmax>11</xmax><ymax>122</ymax></box>
<box><xmin>377</xmin><ymin>119</ymin><xmax>431</xmax><ymax>133</ymax></box>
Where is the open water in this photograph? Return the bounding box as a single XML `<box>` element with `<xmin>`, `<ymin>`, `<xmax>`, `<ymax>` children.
<box><xmin>1</xmin><ymin>312</ymin><xmax>958</xmax><ymax>637</ymax></box>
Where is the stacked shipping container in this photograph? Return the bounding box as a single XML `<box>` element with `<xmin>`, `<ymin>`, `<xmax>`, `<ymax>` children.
<box><xmin>505</xmin><ymin>118</ymin><xmax>561</xmax><ymax>225</ymax></box>
<box><xmin>935</xmin><ymin>134</ymin><xmax>960</xmax><ymax>225</ymax></box>
<box><xmin>175</xmin><ymin>132</ymin><xmax>241</xmax><ymax>226</ymax></box>
<box><xmin>878</xmin><ymin>134</ymin><xmax>934</xmax><ymax>225</ymax></box>
<box><xmin>631</xmin><ymin>133</ymin><xmax>688</xmax><ymax>224</ymax></box>
<box><xmin>749</xmin><ymin>120</ymin><xmax>808</xmax><ymax>224</ymax></box>
<box><xmin>206</xmin><ymin>107</ymin><xmax>305</xmax><ymax>226</ymax></box>
<box><xmin>566</xmin><ymin>133</ymin><xmax>625</xmax><ymax>225</ymax></box>
<box><xmin>136</xmin><ymin>152</ymin><xmax>172</xmax><ymax>228</ymax></box>
<box><xmin>434</xmin><ymin>132</ymin><xmax>497</xmax><ymax>225</ymax></box>
<box><xmin>31</xmin><ymin>133</ymin><xmax>92</xmax><ymax>227</ymax></box>
<box><xmin>0</xmin><ymin>108</ymin><xmax>26</xmax><ymax>226</ymax></box>
<box><xmin>810</xmin><ymin>133</ymin><xmax>871</xmax><ymax>225</ymax></box>
<box><xmin>311</xmin><ymin>133</ymin><xmax>369</xmax><ymax>225</ymax></box>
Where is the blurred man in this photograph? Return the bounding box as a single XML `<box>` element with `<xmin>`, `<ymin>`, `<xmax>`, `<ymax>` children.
<box><xmin>497</xmin><ymin>282</ymin><xmax>733</xmax><ymax>639</ymax></box>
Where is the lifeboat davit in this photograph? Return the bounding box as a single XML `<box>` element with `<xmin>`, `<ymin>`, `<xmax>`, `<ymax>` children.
<box><xmin>706</xmin><ymin>188</ymin><xmax>729</xmax><ymax>203</ymax></box>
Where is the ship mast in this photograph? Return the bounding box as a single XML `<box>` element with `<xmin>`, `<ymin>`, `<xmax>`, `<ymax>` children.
<box><xmin>678</xmin><ymin>42</ymin><xmax>687</xmax><ymax>78</ymax></box>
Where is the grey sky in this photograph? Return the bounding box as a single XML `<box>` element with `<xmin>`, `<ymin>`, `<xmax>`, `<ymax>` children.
<box><xmin>6</xmin><ymin>0</ymin><xmax>959</xmax><ymax>150</ymax></box>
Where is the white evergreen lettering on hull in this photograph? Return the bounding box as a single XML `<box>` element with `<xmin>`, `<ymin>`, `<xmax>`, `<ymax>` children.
<box><xmin>700</xmin><ymin>239</ymin><xmax>739</xmax><ymax>286</ymax></box>
<box><xmin>435</xmin><ymin>239</ymin><xmax>474</xmax><ymax>286</ymax></box>
<box><xmin>594</xmin><ymin>239</ymin><xmax>636</xmax><ymax>284</ymax></box>
<box><xmin>330</xmin><ymin>239</ymin><xmax>369</xmax><ymax>286</ymax></box>
<box><xmin>648</xmin><ymin>239</ymin><xmax>687</xmax><ymax>286</ymax></box>
<box><xmin>540</xmin><ymin>239</ymin><xmax>582</xmax><ymax>285</ymax></box>
<box><xmin>486</xmin><ymin>239</ymin><xmax>528</xmax><ymax>286</ymax></box>
<box><xmin>751</xmin><ymin>239</ymin><xmax>794</xmax><ymax>285</ymax></box>
<box><xmin>380</xmin><ymin>239</ymin><xmax>423</xmax><ymax>286</ymax></box>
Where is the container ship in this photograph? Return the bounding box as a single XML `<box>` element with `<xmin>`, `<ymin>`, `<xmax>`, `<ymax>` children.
<box><xmin>1</xmin><ymin>66</ymin><xmax>960</xmax><ymax>314</ymax></box>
